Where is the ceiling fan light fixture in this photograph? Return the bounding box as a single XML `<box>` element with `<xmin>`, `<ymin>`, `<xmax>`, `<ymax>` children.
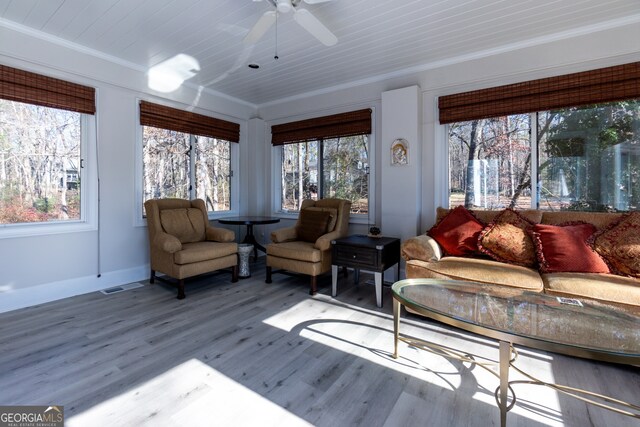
<box><xmin>276</xmin><ymin>0</ymin><xmax>292</xmax><ymax>13</ymax></box>
<box><xmin>147</xmin><ymin>54</ymin><xmax>200</xmax><ymax>93</ymax></box>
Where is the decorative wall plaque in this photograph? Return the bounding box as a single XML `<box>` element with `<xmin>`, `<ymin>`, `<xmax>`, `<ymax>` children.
<box><xmin>391</xmin><ymin>138</ymin><xmax>409</xmax><ymax>166</ymax></box>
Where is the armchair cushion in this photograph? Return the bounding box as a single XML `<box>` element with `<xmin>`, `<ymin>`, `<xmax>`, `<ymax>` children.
<box><xmin>297</xmin><ymin>209</ymin><xmax>332</xmax><ymax>243</ymax></box>
<box><xmin>174</xmin><ymin>242</ymin><xmax>238</xmax><ymax>265</ymax></box>
<box><xmin>160</xmin><ymin>208</ymin><xmax>205</xmax><ymax>243</ymax></box>
<box><xmin>267</xmin><ymin>241</ymin><xmax>322</xmax><ymax>263</ymax></box>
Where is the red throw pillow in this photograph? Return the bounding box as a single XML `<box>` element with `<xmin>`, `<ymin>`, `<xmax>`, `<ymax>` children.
<box><xmin>530</xmin><ymin>222</ymin><xmax>610</xmax><ymax>274</ymax></box>
<box><xmin>427</xmin><ymin>206</ymin><xmax>484</xmax><ymax>256</ymax></box>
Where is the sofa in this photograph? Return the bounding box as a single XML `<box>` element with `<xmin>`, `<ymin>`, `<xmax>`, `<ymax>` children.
<box><xmin>402</xmin><ymin>207</ymin><xmax>640</xmax><ymax>308</ymax></box>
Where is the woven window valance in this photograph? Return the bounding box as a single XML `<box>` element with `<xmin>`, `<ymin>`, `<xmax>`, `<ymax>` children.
<box><xmin>271</xmin><ymin>108</ymin><xmax>372</xmax><ymax>145</ymax></box>
<box><xmin>140</xmin><ymin>100</ymin><xmax>240</xmax><ymax>142</ymax></box>
<box><xmin>438</xmin><ymin>61</ymin><xmax>640</xmax><ymax>124</ymax></box>
<box><xmin>0</xmin><ymin>64</ymin><xmax>95</xmax><ymax>114</ymax></box>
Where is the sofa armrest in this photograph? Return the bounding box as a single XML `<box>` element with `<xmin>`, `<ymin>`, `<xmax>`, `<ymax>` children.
<box><xmin>154</xmin><ymin>232</ymin><xmax>182</xmax><ymax>253</ymax></box>
<box><xmin>206</xmin><ymin>226</ymin><xmax>235</xmax><ymax>242</ymax></box>
<box><xmin>401</xmin><ymin>235</ymin><xmax>443</xmax><ymax>262</ymax></box>
<box><xmin>271</xmin><ymin>226</ymin><xmax>298</xmax><ymax>243</ymax></box>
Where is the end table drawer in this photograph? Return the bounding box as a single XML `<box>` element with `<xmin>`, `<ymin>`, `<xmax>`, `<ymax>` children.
<box><xmin>335</xmin><ymin>247</ymin><xmax>377</xmax><ymax>267</ymax></box>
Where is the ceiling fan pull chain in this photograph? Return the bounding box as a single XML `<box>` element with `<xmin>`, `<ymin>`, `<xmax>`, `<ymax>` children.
<box><xmin>274</xmin><ymin>11</ymin><xmax>279</xmax><ymax>60</ymax></box>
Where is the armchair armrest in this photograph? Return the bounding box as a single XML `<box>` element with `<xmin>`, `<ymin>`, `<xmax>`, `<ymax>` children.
<box><xmin>206</xmin><ymin>226</ymin><xmax>235</xmax><ymax>242</ymax></box>
<box><xmin>401</xmin><ymin>235</ymin><xmax>443</xmax><ymax>262</ymax></box>
<box><xmin>315</xmin><ymin>230</ymin><xmax>344</xmax><ymax>251</ymax></box>
<box><xmin>154</xmin><ymin>232</ymin><xmax>182</xmax><ymax>253</ymax></box>
<box><xmin>271</xmin><ymin>226</ymin><xmax>298</xmax><ymax>243</ymax></box>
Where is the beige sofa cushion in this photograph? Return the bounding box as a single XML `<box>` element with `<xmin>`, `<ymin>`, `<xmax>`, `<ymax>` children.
<box><xmin>160</xmin><ymin>208</ymin><xmax>205</xmax><ymax>243</ymax></box>
<box><xmin>542</xmin><ymin>273</ymin><xmax>640</xmax><ymax>307</ymax></box>
<box><xmin>406</xmin><ymin>257</ymin><xmax>543</xmax><ymax>291</ymax></box>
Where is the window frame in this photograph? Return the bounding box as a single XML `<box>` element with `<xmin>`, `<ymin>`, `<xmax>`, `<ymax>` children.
<box><xmin>271</xmin><ymin>107</ymin><xmax>376</xmax><ymax>225</ymax></box>
<box><xmin>135</xmin><ymin>101</ymin><xmax>239</xmax><ymax>226</ymax></box>
<box><xmin>0</xmin><ymin>111</ymin><xmax>98</xmax><ymax>239</ymax></box>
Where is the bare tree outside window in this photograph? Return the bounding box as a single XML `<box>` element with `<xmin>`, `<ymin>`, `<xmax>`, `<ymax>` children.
<box><xmin>280</xmin><ymin>136</ymin><xmax>369</xmax><ymax>214</ymax></box>
<box><xmin>142</xmin><ymin>126</ymin><xmax>232</xmax><ymax>214</ymax></box>
<box><xmin>0</xmin><ymin>99</ymin><xmax>82</xmax><ymax>224</ymax></box>
<box><xmin>449</xmin><ymin>115</ymin><xmax>531</xmax><ymax>210</ymax></box>
<box><xmin>195</xmin><ymin>136</ymin><xmax>231</xmax><ymax>211</ymax></box>
<box><xmin>448</xmin><ymin>100</ymin><xmax>640</xmax><ymax>212</ymax></box>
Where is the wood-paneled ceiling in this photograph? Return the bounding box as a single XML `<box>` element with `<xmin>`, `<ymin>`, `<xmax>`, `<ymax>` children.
<box><xmin>1</xmin><ymin>0</ymin><xmax>639</xmax><ymax>106</ymax></box>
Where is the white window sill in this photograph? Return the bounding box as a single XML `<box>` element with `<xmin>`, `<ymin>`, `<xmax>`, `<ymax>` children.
<box><xmin>0</xmin><ymin>220</ymin><xmax>96</xmax><ymax>239</ymax></box>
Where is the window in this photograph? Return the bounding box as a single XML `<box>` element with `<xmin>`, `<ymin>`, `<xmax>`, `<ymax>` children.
<box><xmin>0</xmin><ymin>100</ymin><xmax>83</xmax><ymax>224</ymax></box>
<box><xmin>139</xmin><ymin>101</ymin><xmax>239</xmax><ymax>217</ymax></box>
<box><xmin>272</xmin><ymin>108</ymin><xmax>372</xmax><ymax>216</ymax></box>
<box><xmin>142</xmin><ymin>127</ymin><xmax>232</xmax><ymax>211</ymax></box>
<box><xmin>448</xmin><ymin>100</ymin><xmax>640</xmax><ymax>211</ymax></box>
<box><xmin>0</xmin><ymin>65</ymin><xmax>94</xmax><ymax>229</ymax></box>
<box><xmin>449</xmin><ymin>114</ymin><xmax>531</xmax><ymax>210</ymax></box>
<box><xmin>442</xmin><ymin>61</ymin><xmax>640</xmax><ymax>212</ymax></box>
<box><xmin>280</xmin><ymin>135</ymin><xmax>369</xmax><ymax>214</ymax></box>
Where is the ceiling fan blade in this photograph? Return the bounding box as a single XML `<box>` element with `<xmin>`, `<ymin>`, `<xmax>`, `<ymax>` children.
<box><xmin>293</xmin><ymin>8</ymin><xmax>337</xmax><ymax>46</ymax></box>
<box><xmin>243</xmin><ymin>10</ymin><xmax>277</xmax><ymax>44</ymax></box>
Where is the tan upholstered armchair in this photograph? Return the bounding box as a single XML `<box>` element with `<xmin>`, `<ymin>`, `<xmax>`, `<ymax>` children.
<box><xmin>145</xmin><ymin>198</ymin><xmax>238</xmax><ymax>299</ymax></box>
<box><xmin>265</xmin><ymin>198</ymin><xmax>352</xmax><ymax>295</ymax></box>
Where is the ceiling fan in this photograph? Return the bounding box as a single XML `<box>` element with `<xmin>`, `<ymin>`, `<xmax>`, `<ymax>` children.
<box><xmin>245</xmin><ymin>0</ymin><xmax>337</xmax><ymax>47</ymax></box>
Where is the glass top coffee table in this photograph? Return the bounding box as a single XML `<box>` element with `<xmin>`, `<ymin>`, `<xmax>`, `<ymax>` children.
<box><xmin>392</xmin><ymin>278</ymin><xmax>640</xmax><ymax>426</ymax></box>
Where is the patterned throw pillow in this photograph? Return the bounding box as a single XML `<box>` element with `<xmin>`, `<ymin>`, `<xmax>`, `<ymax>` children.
<box><xmin>478</xmin><ymin>208</ymin><xmax>536</xmax><ymax>267</ymax></box>
<box><xmin>592</xmin><ymin>212</ymin><xmax>640</xmax><ymax>277</ymax></box>
<box><xmin>427</xmin><ymin>205</ymin><xmax>484</xmax><ymax>256</ymax></box>
<box><xmin>530</xmin><ymin>222</ymin><xmax>610</xmax><ymax>274</ymax></box>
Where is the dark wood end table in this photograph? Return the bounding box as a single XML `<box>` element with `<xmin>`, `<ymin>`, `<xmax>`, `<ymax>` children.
<box><xmin>331</xmin><ymin>234</ymin><xmax>401</xmax><ymax>307</ymax></box>
<box><xmin>217</xmin><ymin>216</ymin><xmax>281</xmax><ymax>259</ymax></box>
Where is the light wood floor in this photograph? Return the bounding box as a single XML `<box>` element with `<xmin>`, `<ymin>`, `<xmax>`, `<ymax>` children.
<box><xmin>1</xmin><ymin>259</ymin><xmax>638</xmax><ymax>427</ymax></box>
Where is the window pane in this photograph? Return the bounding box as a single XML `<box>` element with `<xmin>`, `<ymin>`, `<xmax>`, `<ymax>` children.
<box><xmin>0</xmin><ymin>99</ymin><xmax>81</xmax><ymax>224</ymax></box>
<box><xmin>281</xmin><ymin>141</ymin><xmax>319</xmax><ymax>211</ymax></box>
<box><xmin>142</xmin><ymin>126</ymin><xmax>190</xmax><ymax>205</ymax></box>
<box><xmin>322</xmin><ymin>136</ymin><xmax>369</xmax><ymax>214</ymax></box>
<box><xmin>449</xmin><ymin>115</ymin><xmax>531</xmax><ymax>210</ymax></box>
<box><xmin>538</xmin><ymin>100</ymin><xmax>640</xmax><ymax>212</ymax></box>
<box><xmin>195</xmin><ymin>136</ymin><xmax>231</xmax><ymax>211</ymax></box>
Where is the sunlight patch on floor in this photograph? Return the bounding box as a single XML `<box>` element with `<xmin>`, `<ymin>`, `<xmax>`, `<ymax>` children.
<box><xmin>263</xmin><ymin>295</ymin><xmax>564</xmax><ymax>426</ymax></box>
<box><xmin>67</xmin><ymin>358</ymin><xmax>312</xmax><ymax>427</ymax></box>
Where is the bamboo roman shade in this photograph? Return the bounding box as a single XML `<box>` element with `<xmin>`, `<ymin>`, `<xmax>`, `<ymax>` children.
<box><xmin>139</xmin><ymin>100</ymin><xmax>240</xmax><ymax>142</ymax></box>
<box><xmin>0</xmin><ymin>64</ymin><xmax>95</xmax><ymax>114</ymax></box>
<box><xmin>271</xmin><ymin>108</ymin><xmax>372</xmax><ymax>145</ymax></box>
<box><xmin>438</xmin><ymin>61</ymin><xmax>640</xmax><ymax>124</ymax></box>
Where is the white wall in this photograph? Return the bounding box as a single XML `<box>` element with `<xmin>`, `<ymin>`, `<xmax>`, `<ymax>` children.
<box><xmin>1</xmin><ymin>18</ymin><xmax>638</xmax><ymax>311</ymax></box>
<box><xmin>0</xmin><ymin>24</ymin><xmax>255</xmax><ymax>312</ymax></box>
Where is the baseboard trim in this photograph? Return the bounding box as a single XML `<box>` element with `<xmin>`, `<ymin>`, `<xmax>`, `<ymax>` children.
<box><xmin>0</xmin><ymin>265</ymin><xmax>149</xmax><ymax>314</ymax></box>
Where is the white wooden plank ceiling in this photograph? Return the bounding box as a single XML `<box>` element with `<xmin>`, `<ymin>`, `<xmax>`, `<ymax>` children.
<box><xmin>1</xmin><ymin>0</ymin><xmax>639</xmax><ymax>105</ymax></box>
